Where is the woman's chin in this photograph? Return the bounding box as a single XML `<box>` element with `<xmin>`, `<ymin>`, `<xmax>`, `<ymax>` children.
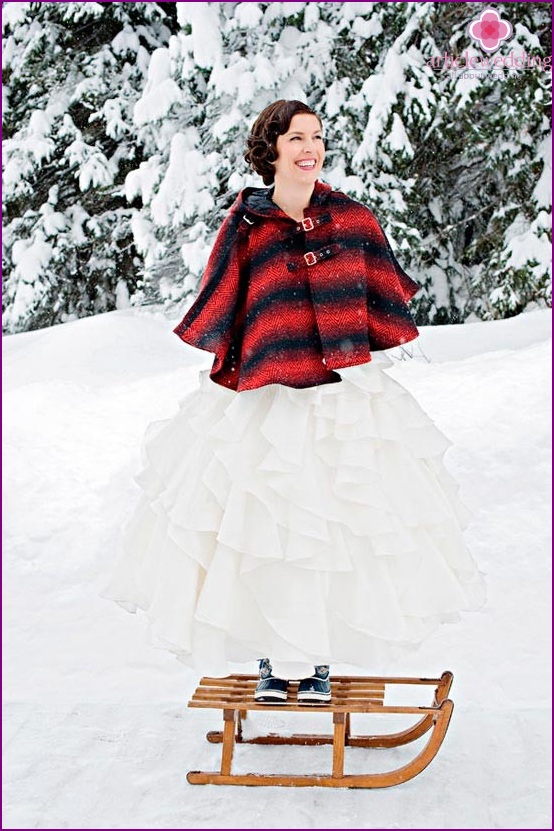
<box><xmin>292</xmin><ymin>168</ymin><xmax>321</xmax><ymax>182</ymax></box>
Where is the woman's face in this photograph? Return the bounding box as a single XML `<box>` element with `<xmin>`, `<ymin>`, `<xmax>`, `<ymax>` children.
<box><xmin>273</xmin><ymin>113</ymin><xmax>325</xmax><ymax>186</ymax></box>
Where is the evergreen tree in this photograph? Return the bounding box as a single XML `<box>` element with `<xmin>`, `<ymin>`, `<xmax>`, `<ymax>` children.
<box><xmin>3</xmin><ymin>2</ymin><xmax>551</xmax><ymax>333</ymax></box>
<box><xmin>2</xmin><ymin>0</ymin><xmax>175</xmax><ymax>332</ymax></box>
<box><xmin>124</xmin><ymin>1</ymin><xmax>552</xmax><ymax>325</ymax></box>
<box><xmin>406</xmin><ymin>1</ymin><xmax>552</xmax><ymax>321</ymax></box>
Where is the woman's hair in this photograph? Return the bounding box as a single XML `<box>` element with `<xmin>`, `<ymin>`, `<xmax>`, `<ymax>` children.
<box><xmin>244</xmin><ymin>100</ymin><xmax>322</xmax><ymax>185</ymax></box>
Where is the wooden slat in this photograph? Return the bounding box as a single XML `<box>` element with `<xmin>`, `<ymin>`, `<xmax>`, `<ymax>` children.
<box><xmin>196</xmin><ymin>682</ymin><xmax>386</xmax><ymax>691</ymax></box>
<box><xmin>206</xmin><ymin>728</ymin><xmax>436</xmax><ymax>749</ymax></box>
<box><xmin>189</xmin><ymin>672</ymin><xmax>451</xmax><ymax>715</ymax></box>
<box><xmin>191</xmin><ymin>688</ymin><xmax>385</xmax><ymax>700</ymax></box>
<box><xmin>202</xmin><ymin>673</ymin><xmax>444</xmax><ymax>686</ymax></box>
<box><xmin>188</xmin><ymin>700</ymin><xmax>440</xmax><ymax>714</ymax></box>
<box><xmin>198</xmin><ymin>678</ymin><xmax>385</xmax><ymax>691</ymax></box>
<box><xmin>191</xmin><ymin>691</ymin><xmax>386</xmax><ymax>707</ymax></box>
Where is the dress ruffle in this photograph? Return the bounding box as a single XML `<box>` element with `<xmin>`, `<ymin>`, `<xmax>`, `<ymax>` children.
<box><xmin>102</xmin><ymin>355</ymin><xmax>486</xmax><ymax>677</ymax></box>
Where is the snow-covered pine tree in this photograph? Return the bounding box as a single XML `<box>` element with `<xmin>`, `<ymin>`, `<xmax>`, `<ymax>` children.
<box><xmin>2</xmin><ymin>1</ymin><xmax>175</xmax><ymax>333</ymax></box>
<box><xmin>125</xmin><ymin>1</ymin><xmax>346</xmax><ymax>307</ymax></box>
<box><xmin>315</xmin><ymin>1</ymin><xmax>552</xmax><ymax>323</ymax></box>
<box><xmin>3</xmin><ymin>2</ymin><xmax>551</xmax><ymax>332</ymax></box>
<box><xmin>318</xmin><ymin>2</ymin><xmax>440</xmax><ymax>319</ymax></box>
<box><xmin>405</xmin><ymin>1</ymin><xmax>552</xmax><ymax>322</ymax></box>
<box><xmin>126</xmin><ymin>1</ymin><xmax>551</xmax><ymax>326</ymax></box>
<box><xmin>450</xmin><ymin>2</ymin><xmax>552</xmax><ymax>320</ymax></box>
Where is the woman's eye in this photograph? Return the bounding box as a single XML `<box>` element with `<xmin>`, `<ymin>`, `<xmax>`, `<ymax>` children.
<box><xmin>290</xmin><ymin>136</ymin><xmax>324</xmax><ymax>141</ymax></box>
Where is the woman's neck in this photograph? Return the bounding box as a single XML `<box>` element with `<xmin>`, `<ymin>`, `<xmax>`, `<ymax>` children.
<box><xmin>271</xmin><ymin>181</ymin><xmax>316</xmax><ymax>221</ymax></box>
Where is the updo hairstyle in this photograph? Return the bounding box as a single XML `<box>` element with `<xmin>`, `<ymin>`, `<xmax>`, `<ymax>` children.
<box><xmin>244</xmin><ymin>99</ymin><xmax>322</xmax><ymax>185</ymax></box>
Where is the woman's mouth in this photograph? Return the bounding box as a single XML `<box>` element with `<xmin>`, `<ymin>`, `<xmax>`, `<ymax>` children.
<box><xmin>295</xmin><ymin>159</ymin><xmax>317</xmax><ymax>170</ymax></box>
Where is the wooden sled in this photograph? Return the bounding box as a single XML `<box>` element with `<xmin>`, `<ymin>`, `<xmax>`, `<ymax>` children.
<box><xmin>186</xmin><ymin>671</ymin><xmax>454</xmax><ymax>788</ymax></box>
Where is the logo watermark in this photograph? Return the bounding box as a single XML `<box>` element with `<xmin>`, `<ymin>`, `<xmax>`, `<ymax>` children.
<box><xmin>427</xmin><ymin>50</ymin><xmax>551</xmax><ymax>72</ymax></box>
<box><xmin>467</xmin><ymin>7</ymin><xmax>512</xmax><ymax>53</ymax></box>
<box><xmin>426</xmin><ymin>7</ymin><xmax>551</xmax><ymax>78</ymax></box>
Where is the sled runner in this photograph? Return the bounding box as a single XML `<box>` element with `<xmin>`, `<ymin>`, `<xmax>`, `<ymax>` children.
<box><xmin>186</xmin><ymin>671</ymin><xmax>454</xmax><ymax>788</ymax></box>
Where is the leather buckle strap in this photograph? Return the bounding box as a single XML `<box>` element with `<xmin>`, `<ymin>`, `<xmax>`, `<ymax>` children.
<box><xmin>294</xmin><ymin>214</ymin><xmax>331</xmax><ymax>234</ymax></box>
<box><xmin>287</xmin><ymin>242</ymin><xmax>342</xmax><ymax>272</ymax></box>
<box><xmin>304</xmin><ymin>244</ymin><xmax>343</xmax><ymax>266</ymax></box>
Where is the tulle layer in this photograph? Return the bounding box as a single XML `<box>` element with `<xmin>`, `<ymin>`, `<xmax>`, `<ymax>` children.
<box><xmin>102</xmin><ymin>356</ymin><xmax>486</xmax><ymax>676</ymax></box>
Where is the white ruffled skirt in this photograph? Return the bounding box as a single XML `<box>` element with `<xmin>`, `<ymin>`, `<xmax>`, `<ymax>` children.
<box><xmin>102</xmin><ymin>355</ymin><xmax>486</xmax><ymax>678</ymax></box>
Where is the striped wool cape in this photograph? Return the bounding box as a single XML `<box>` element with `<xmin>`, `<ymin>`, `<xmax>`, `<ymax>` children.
<box><xmin>173</xmin><ymin>180</ymin><xmax>420</xmax><ymax>391</ymax></box>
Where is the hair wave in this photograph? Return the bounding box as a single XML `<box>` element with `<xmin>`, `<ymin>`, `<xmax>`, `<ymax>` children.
<box><xmin>244</xmin><ymin>100</ymin><xmax>322</xmax><ymax>185</ymax></box>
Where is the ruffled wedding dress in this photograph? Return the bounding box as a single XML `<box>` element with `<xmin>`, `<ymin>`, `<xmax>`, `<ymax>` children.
<box><xmin>102</xmin><ymin>354</ymin><xmax>486</xmax><ymax>678</ymax></box>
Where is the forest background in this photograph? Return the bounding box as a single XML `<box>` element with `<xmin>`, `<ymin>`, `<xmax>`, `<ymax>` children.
<box><xmin>2</xmin><ymin>1</ymin><xmax>552</xmax><ymax>334</ymax></box>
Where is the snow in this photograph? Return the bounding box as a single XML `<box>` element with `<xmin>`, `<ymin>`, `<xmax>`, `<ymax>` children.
<box><xmin>505</xmin><ymin>210</ymin><xmax>552</xmax><ymax>278</ymax></box>
<box><xmin>340</xmin><ymin>3</ymin><xmax>376</xmax><ymax>22</ymax></box>
<box><xmin>1</xmin><ymin>2</ymin><xmax>31</xmax><ymax>31</ymax></box>
<box><xmin>353</xmin><ymin>48</ymin><xmax>409</xmax><ymax>165</ymax></box>
<box><xmin>100</xmin><ymin>98</ymin><xmax>129</xmax><ymax>142</ymax></box>
<box><xmin>10</xmin><ymin>234</ymin><xmax>52</xmax><ymax>283</ymax></box>
<box><xmin>251</xmin><ymin>53</ymin><xmax>277</xmax><ymax>91</ymax></box>
<box><xmin>325</xmin><ymin>78</ymin><xmax>349</xmax><ymax>118</ymax></box>
<box><xmin>180</xmin><ymin>230</ymin><xmax>211</xmax><ymax>278</ymax></box>
<box><xmin>176</xmin><ymin>2</ymin><xmax>222</xmax><ymax>71</ymax></box>
<box><xmin>125</xmin><ymin>156</ymin><xmax>164</xmax><ymax>206</ymax></box>
<box><xmin>513</xmin><ymin>22</ymin><xmax>542</xmax><ymax>53</ymax></box>
<box><xmin>66</xmin><ymin>203</ymin><xmax>89</xmax><ymax>246</ymax></box>
<box><xmin>133</xmin><ymin>49</ymin><xmax>182</xmax><ymax>127</ymax></box>
<box><xmin>57</xmin><ymin>1</ymin><xmax>104</xmax><ymax>25</ymax></box>
<box><xmin>210</xmin><ymin>57</ymin><xmax>255</xmax><ymax>101</ymax></box>
<box><xmin>68</xmin><ymin>140</ymin><xmax>114</xmax><ymax>192</ymax></box>
<box><xmin>387</xmin><ymin>112</ymin><xmax>414</xmax><ymax>157</ymax></box>
<box><xmin>303</xmin><ymin>3</ymin><xmax>320</xmax><ymax>30</ymax></box>
<box><xmin>234</xmin><ymin>3</ymin><xmax>263</xmax><ymax>30</ymax></box>
<box><xmin>39</xmin><ymin>203</ymin><xmax>67</xmax><ymax>237</ymax></box>
<box><xmin>533</xmin><ymin>133</ymin><xmax>552</xmax><ymax>208</ymax></box>
<box><xmin>129</xmin><ymin>213</ymin><xmax>164</xmax><ymax>270</ymax></box>
<box><xmin>111</xmin><ymin>26</ymin><xmax>141</xmax><ymax>58</ymax></box>
<box><xmin>151</xmin><ymin>131</ymin><xmax>217</xmax><ymax>224</ymax></box>
<box><xmin>2</xmin><ymin>112</ymin><xmax>54</xmax><ymax>198</ymax></box>
<box><xmin>212</xmin><ymin>108</ymin><xmax>244</xmax><ymax>140</ymax></box>
<box><xmin>3</xmin><ymin>308</ymin><xmax>552</xmax><ymax>829</ymax></box>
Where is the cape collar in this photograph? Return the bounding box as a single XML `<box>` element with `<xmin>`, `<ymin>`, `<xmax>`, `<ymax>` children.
<box><xmin>238</xmin><ymin>179</ymin><xmax>332</xmax><ymax>220</ymax></box>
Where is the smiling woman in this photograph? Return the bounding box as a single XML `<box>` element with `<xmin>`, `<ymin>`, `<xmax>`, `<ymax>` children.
<box><xmin>244</xmin><ymin>101</ymin><xmax>326</xmax><ymax>223</ymax></box>
<box><xmin>103</xmin><ymin>99</ymin><xmax>486</xmax><ymax>707</ymax></box>
<box><xmin>244</xmin><ymin>101</ymin><xmax>321</xmax><ymax>176</ymax></box>
<box><xmin>271</xmin><ymin>115</ymin><xmax>325</xmax><ymax>220</ymax></box>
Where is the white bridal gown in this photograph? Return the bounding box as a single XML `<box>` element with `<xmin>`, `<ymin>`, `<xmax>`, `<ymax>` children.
<box><xmin>102</xmin><ymin>353</ymin><xmax>486</xmax><ymax>679</ymax></box>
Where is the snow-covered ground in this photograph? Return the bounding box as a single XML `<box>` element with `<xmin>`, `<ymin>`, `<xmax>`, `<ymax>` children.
<box><xmin>3</xmin><ymin>307</ymin><xmax>552</xmax><ymax>830</ymax></box>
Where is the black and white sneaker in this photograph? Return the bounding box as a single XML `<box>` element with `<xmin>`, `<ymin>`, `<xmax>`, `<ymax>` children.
<box><xmin>297</xmin><ymin>665</ymin><xmax>331</xmax><ymax>703</ymax></box>
<box><xmin>254</xmin><ymin>658</ymin><xmax>288</xmax><ymax>703</ymax></box>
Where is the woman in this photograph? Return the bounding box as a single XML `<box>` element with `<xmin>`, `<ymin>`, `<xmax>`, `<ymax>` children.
<box><xmin>103</xmin><ymin>100</ymin><xmax>486</xmax><ymax>705</ymax></box>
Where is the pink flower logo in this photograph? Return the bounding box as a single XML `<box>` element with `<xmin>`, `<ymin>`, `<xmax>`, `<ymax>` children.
<box><xmin>468</xmin><ymin>8</ymin><xmax>513</xmax><ymax>53</ymax></box>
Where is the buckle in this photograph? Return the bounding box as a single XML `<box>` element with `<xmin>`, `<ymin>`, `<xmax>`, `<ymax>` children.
<box><xmin>304</xmin><ymin>251</ymin><xmax>317</xmax><ymax>266</ymax></box>
<box><xmin>301</xmin><ymin>217</ymin><xmax>315</xmax><ymax>231</ymax></box>
<box><xmin>242</xmin><ymin>214</ymin><xmax>255</xmax><ymax>225</ymax></box>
